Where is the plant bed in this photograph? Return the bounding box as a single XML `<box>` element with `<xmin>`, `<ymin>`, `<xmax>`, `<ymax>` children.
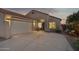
<box><xmin>66</xmin><ymin>35</ymin><xmax>79</xmax><ymax>51</ymax></box>
<box><xmin>74</xmin><ymin>40</ymin><xmax>79</xmax><ymax>50</ymax></box>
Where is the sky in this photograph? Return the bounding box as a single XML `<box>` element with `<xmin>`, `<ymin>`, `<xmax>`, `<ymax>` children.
<box><xmin>6</xmin><ymin>8</ymin><xmax>79</xmax><ymax>24</ymax></box>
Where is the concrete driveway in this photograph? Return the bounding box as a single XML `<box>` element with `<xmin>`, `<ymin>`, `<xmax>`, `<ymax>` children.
<box><xmin>0</xmin><ymin>31</ymin><xmax>73</xmax><ymax>51</ymax></box>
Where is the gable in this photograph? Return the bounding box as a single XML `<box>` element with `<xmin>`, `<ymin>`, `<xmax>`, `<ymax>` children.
<box><xmin>26</xmin><ymin>10</ymin><xmax>61</xmax><ymax>21</ymax></box>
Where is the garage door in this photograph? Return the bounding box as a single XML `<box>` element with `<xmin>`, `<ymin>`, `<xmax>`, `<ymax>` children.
<box><xmin>11</xmin><ymin>21</ymin><xmax>32</xmax><ymax>35</ymax></box>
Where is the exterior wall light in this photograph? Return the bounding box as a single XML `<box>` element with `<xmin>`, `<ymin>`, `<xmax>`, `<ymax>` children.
<box><xmin>5</xmin><ymin>15</ymin><xmax>12</xmax><ymax>26</ymax></box>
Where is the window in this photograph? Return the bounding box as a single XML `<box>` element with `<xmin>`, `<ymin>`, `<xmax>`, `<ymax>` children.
<box><xmin>49</xmin><ymin>22</ymin><xmax>56</xmax><ymax>30</ymax></box>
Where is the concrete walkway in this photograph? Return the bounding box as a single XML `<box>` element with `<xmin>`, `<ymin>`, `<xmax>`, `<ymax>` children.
<box><xmin>0</xmin><ymin>31</ymin><xmax>73</xmax><ymax>51</ymax></box>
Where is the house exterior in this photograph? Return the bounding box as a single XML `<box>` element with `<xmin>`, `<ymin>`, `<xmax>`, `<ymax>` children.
<box><xmin>0</xmin><ymin>9</ymin><xmax>62</xmax><ymax>39</ymax></box>
<box><xmin>0</xmin><ymin>8</ymin><xmax>32</xmax><ymax>39</ymax></box>
<box><xmin>26</xmin><ymin>10</ymin><xmax>62</xmax><ymax>32</ymax></box>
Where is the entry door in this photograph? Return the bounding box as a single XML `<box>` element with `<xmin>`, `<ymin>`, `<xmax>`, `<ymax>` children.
<box><xmin>37</xmin><ymin>22</ymin><xmax>45</xmax><ymax>30</ymax></box>
<box><xmin>11</xmin><ymin>21</ymin><xmax>32</xmax><ymax>35</ymax></box>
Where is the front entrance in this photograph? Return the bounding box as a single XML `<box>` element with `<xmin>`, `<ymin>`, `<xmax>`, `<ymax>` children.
<box><xmin>37</xmin><ymin>22</ymin><xmax>45</xmax><ymax>30</ymax></box>
<box><xmin>32</xmin><ymin>19</ymin><xmax>45</xmax><ymax>31</ymax></box>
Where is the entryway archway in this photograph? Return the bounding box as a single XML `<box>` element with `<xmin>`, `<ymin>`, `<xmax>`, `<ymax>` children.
<box><xmin>32</xmin><ymin>19</ymin><xmax>45</xmax><ymax>31</ymax></box>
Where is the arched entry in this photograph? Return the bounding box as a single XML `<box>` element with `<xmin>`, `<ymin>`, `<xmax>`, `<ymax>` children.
<box><xmin>32</xmin><ymin>19</ymin><xmax>45</xmax><ymax>31</ymax></box>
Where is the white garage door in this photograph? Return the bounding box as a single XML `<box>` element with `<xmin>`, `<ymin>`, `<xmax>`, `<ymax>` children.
<box><xmin>11</xmin><ymin>21</ymin><xmax>32</xmax><ymax>35</ymax></box>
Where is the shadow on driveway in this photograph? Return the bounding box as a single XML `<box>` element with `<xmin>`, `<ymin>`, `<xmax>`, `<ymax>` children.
<box><xmin>0</xmin><ymin>37</ymin><xmax>8</xmax><ymax>42</ymax></box>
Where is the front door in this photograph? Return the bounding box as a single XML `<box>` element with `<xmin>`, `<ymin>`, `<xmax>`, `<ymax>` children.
<box><xmin>33</xmin><ymin>20</ymin><xmax>45</xmax><ymax>31</ymax></box>
<box><xmin>37</xmin><ymin>22</ymin><xmax>44</xmax><ymax>30</ymax></box>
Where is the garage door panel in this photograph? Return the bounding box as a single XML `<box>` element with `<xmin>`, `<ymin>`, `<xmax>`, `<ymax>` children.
<box><xmin>11</xmin><ymin>21</ymin><xmax>32</xmax><ymax>35</ymax></box>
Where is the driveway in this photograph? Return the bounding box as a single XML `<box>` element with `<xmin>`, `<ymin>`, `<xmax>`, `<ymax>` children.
<box><xmin>0</xmin><ymin>31</ymin><xmax>73</xmax><ymax>51</ymax></box>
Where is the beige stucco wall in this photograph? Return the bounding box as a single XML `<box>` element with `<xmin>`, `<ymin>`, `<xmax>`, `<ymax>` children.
<box><xmin>0</xmin><ymin>12</ymin><xmax>32</xmax><ymax>39</ymax></box>
<box><xmin>26</xmin><ymin>10</ymin><xmax>62</xmax><ymax>32</ymax></box>
<box><xmin>0</xmin><ymin>13</ymin><xmax>11</xmax><ymax>39</ymax></box>
<box><xmin>0</xmin><ymin>13</ymin><xmax>5</xmax><ymax>38</ymax></box>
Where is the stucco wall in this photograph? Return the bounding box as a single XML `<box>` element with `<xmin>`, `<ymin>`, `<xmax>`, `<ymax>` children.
<box><xmin>0</xmin><ymin>13</ymin><xmax>5</xmax><ymax>38</ymax></box>
<box><xmin>26</xmin><ymin>10</ymin><xmax>62</xmax><ymax>32</ymax></box>
<box><xmin>0</xmin><ymin>13</ymin><xmax>12</xmax><ymax>39</ymax></box>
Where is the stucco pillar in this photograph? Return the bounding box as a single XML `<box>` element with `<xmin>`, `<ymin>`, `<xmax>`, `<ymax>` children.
<box><xmin>44</xmin><ymin>16</ymin><xmax>49</xmax><ymax>32</ymax></box>
<box><xmin>4</xmin><ymin>21</ymin><xmax>12</xmax><ymax>39</ymax></box>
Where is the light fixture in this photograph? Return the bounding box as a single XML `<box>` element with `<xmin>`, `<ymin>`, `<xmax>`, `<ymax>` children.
<box><xmin>5</xmin><ymin>15</ymin><xmax>12</xmax><ymax>20</ymax></box>
<box><xmin>5</xmin><ymin>15</ymin><xmax>12</xmax><ymax>26</ymax></box>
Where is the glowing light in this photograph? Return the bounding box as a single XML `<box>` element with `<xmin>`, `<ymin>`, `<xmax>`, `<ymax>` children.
<box><xmin>5</xmin><ymin>15</ymin><xmax>12</xmax><ymax>20</ymax></box>
<box><xmin>5</xmin><ymin>15</ymin><xmax>12</xmax><ymax>26</ymax></box>
<box><xmin>38</xmin><ymin>22</ymin><xmax>42</xmax><ymax>28</ymax></box>
<box><xmin>5</xmin><ymin>20</ymin><xmax>11</xmax><ymax>26</ymax></box>
<box><xmin>33</xmin><ymin>20</ymin><xmax>36</xmax><ymax>27</ymax></box>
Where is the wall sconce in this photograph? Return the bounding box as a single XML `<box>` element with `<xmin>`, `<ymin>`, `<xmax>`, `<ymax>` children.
<box><xmin>5</xmin><ymin>15</ymin><xmax>12</xmax><ymax>20</ymax></box>
<box><xmin>5</xmin><ymin>15</ymin><xmax>12</xmax><ymax>26</ymax></box>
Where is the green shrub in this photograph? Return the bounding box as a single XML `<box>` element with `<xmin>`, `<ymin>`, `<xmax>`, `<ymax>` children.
<box><xmin>55</xmin><ymin>29</ymin><xmax>62</xmax><ymax>33</ymax></box>
<box><xmin>74</xmin><ymin>40</ymin><xmax>79</xmax><ymax>50</ymax></box>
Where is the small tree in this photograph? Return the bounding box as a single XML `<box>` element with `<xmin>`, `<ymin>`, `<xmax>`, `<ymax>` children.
<box><xmin>66</xmin><ymin>11</ymin><xmax>79</xmax><ymax>36</ymax></box>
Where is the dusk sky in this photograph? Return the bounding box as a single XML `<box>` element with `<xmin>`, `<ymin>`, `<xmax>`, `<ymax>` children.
<box><xmin>6</xmin><ymin>8</ymin><xmax>79</xmax><ymax>24</ymax></box>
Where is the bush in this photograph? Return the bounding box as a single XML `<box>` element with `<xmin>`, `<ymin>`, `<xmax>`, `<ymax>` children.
<box><xmin>55</xmin><ymin>29</ymin><xmax>62</xmax><ymax>33</ymax></box>
<box><xmin>74</xmin><ymin>40</ymin><xmax>79</xmax><ymax>50</ymax></box>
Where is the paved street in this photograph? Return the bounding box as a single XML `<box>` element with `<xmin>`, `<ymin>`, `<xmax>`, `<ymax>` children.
<box><xmin>0</xmin><ymin>31</ymin><xmax>73</xmax><ymax>51</ymax></box>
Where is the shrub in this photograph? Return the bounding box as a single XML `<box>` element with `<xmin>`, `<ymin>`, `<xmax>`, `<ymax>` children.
<box><xmin>55</xmin><ymin>29</ymin><xmax>62</xmax><ymax>33</ymax></box>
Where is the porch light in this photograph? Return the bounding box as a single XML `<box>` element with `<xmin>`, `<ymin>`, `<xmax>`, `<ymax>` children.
<box><xmin>5</xmin><ymin>15</ymin><xmax>12</xmax><ymax>20</ymax></box>
<box><xmin>5</xmin><ymin>15</ymin><xmax>12</xmax><ymax>26</ymax></box>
